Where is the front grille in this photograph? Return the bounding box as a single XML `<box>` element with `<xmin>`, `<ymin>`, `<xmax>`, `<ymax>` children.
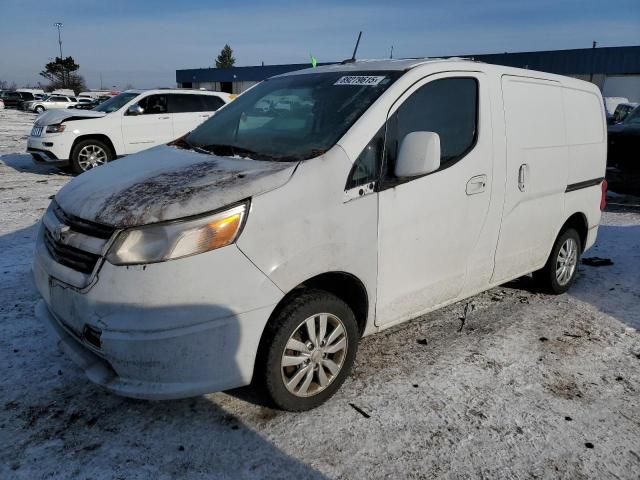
<box><xmin>42</xmin><ymin>202</ymin><xmax>116</xmax><ymax>275</ymax></box>
<box><xmin>52</xmin><ymin>202</ymin><xmax>115</xmax><ymax>239</ymax></box>
<box><xmin>31</xmin><ymin>125</ymin><xmax>43</xmax><ymax>137</ymax></box>
<box><xmin>43</xmin><ymin>228</ymin><xmax>100</xmax><ymax>274</ymax></box>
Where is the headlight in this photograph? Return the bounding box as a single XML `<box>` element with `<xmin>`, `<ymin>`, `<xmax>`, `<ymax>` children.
<box><xmin>106</xmin><ymin>203</ymin><xmax>247</xmax><ymax>265</ymax></box>
<box><xmin>45</xmin><ymin>124</ymin><xmax>66</xmax><ymax>133</ymax></box>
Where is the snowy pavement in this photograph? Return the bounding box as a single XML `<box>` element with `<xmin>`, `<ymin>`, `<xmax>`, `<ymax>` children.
<box><xmin>0</xmin><ymin>108</ymin><xmax>638</xmax><ymax>479</ymax></box>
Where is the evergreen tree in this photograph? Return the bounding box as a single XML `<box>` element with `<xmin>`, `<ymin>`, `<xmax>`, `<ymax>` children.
<box><xmin>215</xmin><ymin>44</ymin><xmax>236</xmax><ymax>68</ymax></box>
<box><xmin>39</xmin><ymin>56</ymin><xmax>87</xmax><ymax>93</ymax></box>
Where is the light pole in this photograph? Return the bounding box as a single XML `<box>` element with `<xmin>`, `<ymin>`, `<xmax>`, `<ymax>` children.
<box><xmin>54</xmin><ymin>22</ymin><xmax>65</xmax><ymax>87</ymax></box>
<box><xmin>54</xmin><ymin>22</ymin><xmax>63</xmax><ymax>59</ymax></box>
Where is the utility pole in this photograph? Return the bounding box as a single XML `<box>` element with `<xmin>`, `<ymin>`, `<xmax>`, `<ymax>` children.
<box><xmin>589</xmin><ymin>40</ymin><xmax>597</xmax><ymax>83</ymax></box>
<box><xmin>54</xmin><ymin>22</ymin><xmax>65</xmax><ymax>87</ymax></box>
<box><xmin>100</xmin><ymin>72</ymin><xmax>103</xmax><ymax>90</ymax></box>
<box><xmin>390</xmin><ymin>45</ymin><xmax>394</xmax><ymax>59</ymax></box>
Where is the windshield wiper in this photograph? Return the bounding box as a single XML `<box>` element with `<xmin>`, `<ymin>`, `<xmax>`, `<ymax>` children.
<box><xmin>196</xmin><ymin>143</ymin><xmax>286</xmax><ymax>162</ymax></box>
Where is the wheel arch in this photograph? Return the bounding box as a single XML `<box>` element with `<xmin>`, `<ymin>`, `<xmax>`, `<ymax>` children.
<box><xmin>71</xmin><ymin>134</ymin><xmax>117</xmax><ymax>159</ymax></box>
<box><xmin>254</xmin><ymin>271</ymin><xmax>370</xmax><ymax>380</ymax></box>
<box><xmin>559</xmin><ymin>212</ymin><xmax>588</xmax><ymax>252</ymax></box>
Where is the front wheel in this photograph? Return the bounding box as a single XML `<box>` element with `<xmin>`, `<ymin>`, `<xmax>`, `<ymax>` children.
<box><xmin>70</xmin><ymin>139</ymin><xmax>113</xmax><ymax>174</ymax></box>
<box><xmin>256</xmin><ymin>289</ymin><xmax>359</xmax><ymax>411</ymax></box>
<box><xmin>533</xmin><ymin>228</ymin><xmax>581</xmax><ymax>294</ymax></box>
<box><xmin>34</xmin><ymin>106</ymin><xmax>44</xmax><ymax>113</ymax></box>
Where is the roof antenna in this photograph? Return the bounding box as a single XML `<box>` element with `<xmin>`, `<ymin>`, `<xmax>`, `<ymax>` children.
<box><xmin>342</xmin><ymin>31</ymin><xmax>362</xmax><ymax>64</ymax></box>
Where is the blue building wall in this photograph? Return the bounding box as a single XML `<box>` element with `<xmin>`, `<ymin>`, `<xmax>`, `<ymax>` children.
<box><xmin>176</xmin><ymin>46</ymin><xmax>640</xmax><ymax>85</ymax></box>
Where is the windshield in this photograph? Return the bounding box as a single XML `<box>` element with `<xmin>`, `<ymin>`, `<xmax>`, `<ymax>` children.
<box><xmin>185</xmin><ymin>71</ymin><xmax>401</xmax><ymax>161</ymax></box>
<box><xmin>94</xmin><ymin>92</ymin><xmax>140</xmax><ymax>113</ymax></box>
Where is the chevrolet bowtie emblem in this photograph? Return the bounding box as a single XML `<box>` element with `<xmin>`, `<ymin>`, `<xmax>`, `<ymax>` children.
<box><xmin>52</xmin><ymin>225</ymin><xmax>71</xmax><ymax>242</ymax></box>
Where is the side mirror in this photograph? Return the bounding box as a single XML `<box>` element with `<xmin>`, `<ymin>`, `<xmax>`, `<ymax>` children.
<box><xmin>127</xmin><ymin>104</ymin><xmax>144</xmax><ymax>116</ymax></box>
<box><xmin>395</xmin><ymin>131</ymin><xmax>441</xmax><ymax>178</ymax></box>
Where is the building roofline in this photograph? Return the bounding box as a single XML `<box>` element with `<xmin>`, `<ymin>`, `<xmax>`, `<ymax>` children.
<box><xmin>177</xmin><ymin>45</ymin><xmax>640</xmax><ymax>84</ymax></box>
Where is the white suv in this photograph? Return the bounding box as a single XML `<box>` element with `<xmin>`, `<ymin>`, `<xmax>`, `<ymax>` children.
<box><xmin>27</xmin><ymin>89</ymin><xmax>231</xmax><ymax>173</ymax></box>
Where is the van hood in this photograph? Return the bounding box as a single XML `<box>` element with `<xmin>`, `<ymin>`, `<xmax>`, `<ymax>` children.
<box><xmin>55</xmin><ymin>145</ymin><xmax>298</xmax><ymax>228</ymax></box>
<box><xmin>35</xmin><ymin>109</ymin><xmax>106</xmax><ymax>126</ymax></box>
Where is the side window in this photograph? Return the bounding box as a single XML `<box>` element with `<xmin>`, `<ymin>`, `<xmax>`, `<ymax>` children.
<box><xmin>346</xmin><ymin>124</ymin><xmax>385</xmax><ymax>190</ymax></box>
<box><xmin>168</xmin><ymin>94</ymin><xmax>204</xmax><ymax>113</ymax></box>
<box><xmin>201</xmin><ymin>95</ymin><xmax>225</xmax><ymax>111</ymax></box>
<box><xmin>382</xmin><ymin>77</ymin><xmax>478</xmax><ymax>181</ymax></box>
<box><xmin>138</xmin><ymin>94</ymin><xmax>168</xmax><ymax>114</ymax></box>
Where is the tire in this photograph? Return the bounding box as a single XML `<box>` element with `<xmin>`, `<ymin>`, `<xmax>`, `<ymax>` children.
<box><xmin>70</xmin><ymin>139</ymin><xmax>113</xmax><ymax>174</ymax></box>
<box><xmin>533</xmin><ymin>228</ymin><xmax>581</xmax><ymax>294</ymax></box>
<box><xmin>256</xmin><ymin>289</ymin><xmax>359</xmax><ymax>411</ymax></box>
<box><xmin>34</xmin><ymin>106</ymin><xmax>44</xmax><ymax>114</ymax></box>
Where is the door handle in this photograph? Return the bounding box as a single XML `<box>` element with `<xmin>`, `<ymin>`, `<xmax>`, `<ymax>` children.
<box><xmin>518</xmin><ymin>164</ymin><xmax>529</xmax><ymax>192</ymax></box>
<box><xmin>158</xmin><ymin>116</ymin><xmax>170</xmax><ymax>120</ymax></box>
<box><xmin>466</xmin><ymin>175</ymin><xmax>487</xmax><ymax>195</ymax></box>
<box><xmin>201</xmin><ymin>114</ymin><xmax>210</xmax><ymax>118</ymax></box>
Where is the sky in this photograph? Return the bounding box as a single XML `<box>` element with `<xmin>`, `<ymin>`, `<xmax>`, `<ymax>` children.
<box><xmin>1</xmin><ymin>0</ymin><xmax>639</xmax><ymax>89</ymax></box>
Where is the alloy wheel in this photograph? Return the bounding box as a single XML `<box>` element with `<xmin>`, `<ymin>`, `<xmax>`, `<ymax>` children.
<box><xmin>556</xmin><ymin>237</ymin><xmax>578</xmax><ymax>286</ymax></box>
<box><xmin>281</xmin><ymin>313</ymin><xmax>348</xmax><ymax>397</ymax></box>
<box><xmin>77</xmin><ymin>144</ymin><xmax>108</xmax><ymax>171</ymax></box>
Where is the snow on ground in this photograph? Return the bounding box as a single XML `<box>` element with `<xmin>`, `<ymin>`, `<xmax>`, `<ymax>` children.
<box><xmin>0</xmin><ymin>108</ymin><xmax>638</xmax><ymax>479</ymax></box>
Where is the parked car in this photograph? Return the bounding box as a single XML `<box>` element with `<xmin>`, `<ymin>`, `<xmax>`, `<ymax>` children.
<box><xmin>33</xmin><ymin>59</ymin><xmax>606</xmax><ymax>411</ymax></box>
<box><xmin>608</xmin><ymin>105</ymin><xmax>640</xmax><ymax>170</ymax></box>
<box><xmin>0</xmin><ymin>91</ymin><xmax>33</xmax><ymax>108</ymax></box>
<box><xmin>0</xmin><ymin>98</ymin><xmax>4</xmax><ymax>110</ymax></box>
<box><xmin>68</xmin><ymin>97</ymin><xmax>99</xmax><ymax>110</ymax></box>
<box><xmin>610</xmin><ymin>102</ymin><xmax>639</xmax><ymax>124</ymax></box>
<box><xmin>27</xmin><ymin>89</ymin><xmax>231</xmax><ymax>173</ymax></box>
<box><xmin>17</xmin><ymin>88</ymin><xmax>45</xmax><ymax>97</ymax></box>
<box><xmin>604</xmin><ymin>96</ymin><xmax>628</xmax><ymax>120</ymax></box>
<box><xmin>51</xmin><ymin>88</ymin><xmax>76</xmax><ymax>97</ymax></box>
<box><xmin>23</xmin><ymin>95</ymin><xmax>78</xmax><ymax>113</ymax></box>
<box><xmin>78</xmin><ymin>90</ymin><xmax>118</xmax><ymax>99</ymax></box>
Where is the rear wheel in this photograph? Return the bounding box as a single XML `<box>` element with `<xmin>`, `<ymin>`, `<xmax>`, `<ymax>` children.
<box><xmin>533</xmin><ymin>228</ymin><xmax>581</xmax><ymax>294</ymax></box>
<box><xmin>256</xmin><ymin>289</ymin><xmax>359</xmax><ymax>411</ymax></box>
<box><xmin>70</xmin><ymin>139</ymin><xmax>112</xmax><ymax>174</ymax></box>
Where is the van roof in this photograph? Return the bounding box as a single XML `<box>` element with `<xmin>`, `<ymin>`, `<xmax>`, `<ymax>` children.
<box><xmin>275</xmin><ymin>58</ymin><xmax>471</xmax><ymax>76</ymax></box>
<box><xmin>274</xmin><ymin>57</ymin><xmax>600</xmax><ymax>91</ymax></box>
<box><xmin>123</xmin><ymin>88</ymin><xmax>229</xmax><ymax>96</ymax></box>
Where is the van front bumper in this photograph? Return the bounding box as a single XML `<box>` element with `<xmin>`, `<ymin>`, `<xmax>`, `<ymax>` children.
<box><xmin>36</xmin><ymin>299</ymin><xmax>276</xmax><ymax>399</ymax></box>
<box><xmin>33</xmin><ymin>242</ymin><xmax>284</xmax><ymax>399</ymax></box>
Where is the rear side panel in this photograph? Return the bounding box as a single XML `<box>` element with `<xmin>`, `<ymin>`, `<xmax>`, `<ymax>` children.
<box><xmin>560</xmin><ymin>83</ymin><xmax>606</xmax><ymax>251</ymax></box>
<box><xmin>492</xmin><ymin>76</ymin><xmax>568</xmax><ymax>283</ymax></box>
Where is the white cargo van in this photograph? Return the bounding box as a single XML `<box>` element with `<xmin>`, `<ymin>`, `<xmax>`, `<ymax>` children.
<box><xmin>33</xmin><ymin>59</ymin><xmax>607</xmax><ymax>411</ymax></box>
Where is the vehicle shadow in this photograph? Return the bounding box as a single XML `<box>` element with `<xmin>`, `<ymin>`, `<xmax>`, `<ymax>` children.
<box><xmin>0</xmin><ymin>153</ymin><xmax>70</xmax><ymax>176</ymax></box>
<box><xmin>570</xmin><ymin>224</ymin><xmax>640</xmax><ymax>330</ymax></box>
<box><xmin>501</xmin><ymin>224</ymin><xmax>639</xmax><ymax>330</ymax></box>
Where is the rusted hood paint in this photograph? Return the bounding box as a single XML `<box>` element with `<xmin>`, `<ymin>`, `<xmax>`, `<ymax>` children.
<box><xmin>55</xmin><ymin>145</ymin><xmax>298</xmax><ymax>227</ymax></box>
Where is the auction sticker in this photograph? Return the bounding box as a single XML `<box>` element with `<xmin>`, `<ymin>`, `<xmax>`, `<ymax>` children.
<box><xmin>334</xmin><ymin>76</ymin><xmax>386</xmax><ymax>86</ymax></box>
